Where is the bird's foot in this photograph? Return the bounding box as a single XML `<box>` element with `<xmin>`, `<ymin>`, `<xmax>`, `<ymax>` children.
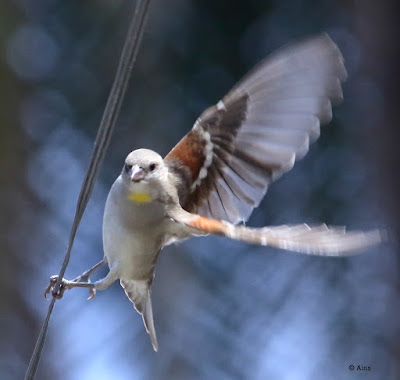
<box><xmin>44</xmin><ymin>275</ymin><xmax>68</xmax><ymax>299</ymax></box>
<box><xmin>45</xmin><ymin>275</ymin><xmax>96</xmax><ymax>300</ymax></box>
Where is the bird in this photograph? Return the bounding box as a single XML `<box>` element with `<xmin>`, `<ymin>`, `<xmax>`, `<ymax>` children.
<box><xmin>46</xmin><ymin>34</ymin><xmax>382</xmax><ymax>352</ymax></box>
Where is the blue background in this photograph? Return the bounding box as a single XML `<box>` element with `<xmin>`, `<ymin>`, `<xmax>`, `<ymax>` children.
<box><xmin>0</xmin><ymin>0</ymin><xmax>398</xmax><ymax>379</ymax></box>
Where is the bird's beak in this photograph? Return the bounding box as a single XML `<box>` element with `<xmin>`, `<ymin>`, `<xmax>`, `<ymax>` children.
<box><xmin>130</xmin><ymin>165</ymin><xmax>145</xmax><ymax>182</ymax></box>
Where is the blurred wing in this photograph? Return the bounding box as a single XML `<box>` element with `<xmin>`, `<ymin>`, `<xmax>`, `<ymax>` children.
<box><xmin>166</xmin><ymin>207</ymin><xmax>383</xmax><ymax>256</ymax></box>
<box><xmin>165</xmin><ymin>34</ymin><xmax>347</xmax><ymax>224</ymax></box>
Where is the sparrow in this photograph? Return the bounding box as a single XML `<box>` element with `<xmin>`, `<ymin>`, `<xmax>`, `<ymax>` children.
<box><xmin>46</xmin><ymin>34</ymin><xmax>382</xmax><ymax>351</ymax></box>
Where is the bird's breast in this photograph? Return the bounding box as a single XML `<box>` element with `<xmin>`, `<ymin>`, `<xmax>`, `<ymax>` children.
<box><xmin>102</xmin><ymin>179</ymin><xmax>166</xmax><ymax>280</ymax></box>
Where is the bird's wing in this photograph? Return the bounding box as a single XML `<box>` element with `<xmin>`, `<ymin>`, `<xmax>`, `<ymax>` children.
<box><xmin>166</xmin><ymin>207</ymin><xmax>383</xmax><ymax>257</ymax></box>
<box><xmin>164</xmin><ymin>34</ymin><xmax>347</xmax><ymax>224</ymax></box>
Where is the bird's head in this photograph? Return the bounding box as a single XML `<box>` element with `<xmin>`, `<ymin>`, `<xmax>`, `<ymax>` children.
<box><xmin>121</xmin><ymin>148</ymin><xmax>168</xmax><ymax>203</ymax></box>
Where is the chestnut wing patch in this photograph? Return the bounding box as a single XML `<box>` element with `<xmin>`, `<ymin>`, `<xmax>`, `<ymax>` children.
<box><xmin>164</xmin><ymin>94</ymin><xmax>249</xmax><ymax>221</ymax></box>
<box><xmin>165</xmin><ymin>127</ymin><xmax>208</xmax><ymax>181</ymax></box>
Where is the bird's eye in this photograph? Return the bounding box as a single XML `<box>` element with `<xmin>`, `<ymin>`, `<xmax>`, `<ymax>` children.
<box><xmin>124</xmin><ymin>164</ymin><xmax>132</xmax><ymax>172</ymax></box>
<box><xmin>149</xmin><ymin>163</ymin><xmax>156</xmax><ymax>172</ymax></box>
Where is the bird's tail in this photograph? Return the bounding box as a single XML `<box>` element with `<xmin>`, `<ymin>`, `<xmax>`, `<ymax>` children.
<box><xmin>120</xmin><ymin>279</ymin><xmax>158</xmax><ymax>351</ymax></box>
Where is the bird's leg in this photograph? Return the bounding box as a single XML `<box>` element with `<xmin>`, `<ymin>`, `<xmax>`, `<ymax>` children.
<box><xmin>45</xmin><ymin>258</ymin><xmax>114</xmax><ymax>300</ymax></box>
<box><xmin>71</xmin><ymin>258</ymin><xmax>108</xmax><ymax>283</ymax></box>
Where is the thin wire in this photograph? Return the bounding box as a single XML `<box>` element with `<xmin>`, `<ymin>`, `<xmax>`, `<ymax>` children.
<box><xmin>24</xmin><ymin>1</ymin><xmax>151</xmax><ymax>379</ymax></box>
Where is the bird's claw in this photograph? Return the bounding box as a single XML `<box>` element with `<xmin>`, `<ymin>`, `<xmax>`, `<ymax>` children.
<box><xmin>45</xmin><ymin>274</ymin><xmax>96</xmax><ymax>300</ymax></box>
<box><xmin>87</xmin><ymin>288</ymin><xmax>96</xmax><ymax>300</ymax></box>
<box><xmin>73</xmin><ymin>274</ymin><xmax>96</xmax><ymax>299</ymax></box>
<box><xmin>44</xmin><ymin>275</ymin><xmax>67</xmax><ymax>299</ymax></box>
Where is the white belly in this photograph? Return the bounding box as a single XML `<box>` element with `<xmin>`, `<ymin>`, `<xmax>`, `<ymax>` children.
<box><xmin>103</xmin><ymin>222</ymin><xmax>161</xmax><ymax>280</ymax></box>
<box><xmin>102</xmin><ymin>179</ymin><xmax>166</xmax><ymax>280</ymax></box>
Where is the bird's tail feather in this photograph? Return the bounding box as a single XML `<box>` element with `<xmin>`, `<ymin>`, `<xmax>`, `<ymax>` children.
<box><xmin>120</xmin><ymin>279</ymin><xmax>158</xmax><ymax>351</ymax></box>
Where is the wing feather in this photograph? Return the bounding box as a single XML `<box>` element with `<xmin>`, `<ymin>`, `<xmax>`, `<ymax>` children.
<box><xmin>165</xmin><ymin>34</ymin><xmax>347</xmax><ymax>223</ymax></box>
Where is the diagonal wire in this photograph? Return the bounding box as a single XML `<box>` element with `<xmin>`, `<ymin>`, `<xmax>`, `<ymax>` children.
<box><xmin>24</xmin><ymin>1</ymin><xmax>151</xmax><ymax>379</ymax></box>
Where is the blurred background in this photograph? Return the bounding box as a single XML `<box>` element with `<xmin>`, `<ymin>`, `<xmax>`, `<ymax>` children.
<box><xmin>1</xmin><ymin>0</ymin><xmax>399</xmax><ymax>379</ymax></box>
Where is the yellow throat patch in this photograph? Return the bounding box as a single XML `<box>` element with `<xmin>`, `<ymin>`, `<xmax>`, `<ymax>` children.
<box><xmin>128</xmin><ymin>192</ymin><xmax>152</xmax><ymax>203</ymax></box>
